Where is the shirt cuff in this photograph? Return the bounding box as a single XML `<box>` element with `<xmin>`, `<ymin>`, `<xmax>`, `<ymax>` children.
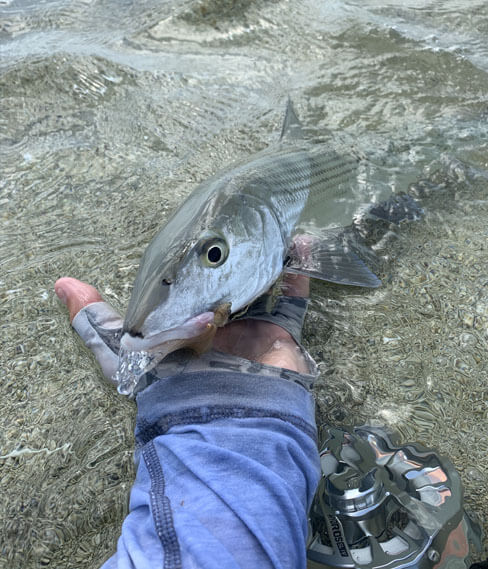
<box><xmin>135</xmin><ymin>370</ymin><xmax>317</xmax><ymax>447</ymax></box>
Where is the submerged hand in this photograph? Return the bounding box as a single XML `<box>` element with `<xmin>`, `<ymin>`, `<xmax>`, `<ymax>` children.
<box><xmin>54</xmin><ymin>273</ymin><xmax>310</xmax><ymax>375</ymax></box>
<box><xmin>213</xmin><ymin>273</ymin><xmax>310</xmax><ymax>374</ymax></box>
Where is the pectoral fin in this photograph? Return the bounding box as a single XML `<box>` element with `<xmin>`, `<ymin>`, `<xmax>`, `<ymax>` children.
<box><xmin>286</xmin><ymin>232</ymin><xmax>381</xmax><ymax>288</ymax></box>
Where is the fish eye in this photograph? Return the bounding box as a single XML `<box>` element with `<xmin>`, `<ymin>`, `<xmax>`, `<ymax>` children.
<box><xmin>200</xmin><ymin>237</ymin><xmax>229</xmax><ymax>267</ymax></box>
<box><xmin>207</xmin><ymin>246</ymin><xmax>222</xmax><ymax>264</ymax></box>
<box><xmin>161</xmin><ymin>278</ymin><xmax>172</xmax><ymax>286</ymax></box>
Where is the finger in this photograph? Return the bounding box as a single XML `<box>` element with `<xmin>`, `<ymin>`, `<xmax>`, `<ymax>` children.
<box><xmin>282</xmin><ymin>234</ymin><xmax>313</xmax><ymax>297</ymax></box>
<box><xmin>281</xmin><ymin>272</ymin><xmax>310</xmax><ymax>298</ymax></box>
<box><xmin>55</xmin><ymin>277</ymin><xmax>103</xmax><ymax>323</ymax></box>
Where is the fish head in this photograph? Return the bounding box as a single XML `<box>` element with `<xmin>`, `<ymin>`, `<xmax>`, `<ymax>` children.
<box><xmin>121</xmin><ymin>190</ymin><xmax>285</xmax><ymax>354</ymax></box>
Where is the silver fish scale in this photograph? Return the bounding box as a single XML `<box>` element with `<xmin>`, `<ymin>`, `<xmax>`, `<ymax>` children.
<box><xmin>237</xmin><ymin>144</ymin><xmax>360</xmax><ymax>233</ymax></box>
<box><xmin>304</xmin><ymin>149</ymin><xmax>360</xmax><ymax>210</ymax></box>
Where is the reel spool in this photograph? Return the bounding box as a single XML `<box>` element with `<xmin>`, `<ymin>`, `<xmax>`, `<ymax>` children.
<box><xmin>307</xmin><ymin>425</ymin><xmax>482</xmax><ymax>569</ymax></box>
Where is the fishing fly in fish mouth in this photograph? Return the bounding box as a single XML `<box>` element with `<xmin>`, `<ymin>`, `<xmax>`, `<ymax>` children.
<box><xmin>116</xmin><ymin>100</ymin><xmax>415</xmax><ymax>393</ymax></box>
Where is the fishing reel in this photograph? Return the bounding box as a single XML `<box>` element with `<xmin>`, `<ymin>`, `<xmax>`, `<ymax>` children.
<box><xmin>307</xmin><ymin>425</ymin><xmax>482</xmax><ymax>569</ymax></box>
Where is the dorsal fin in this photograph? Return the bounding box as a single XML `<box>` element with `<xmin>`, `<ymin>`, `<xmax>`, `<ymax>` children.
<box><xmin>280</xmin><ymin>99</ymin><xmax>304</xmax><ymax>141</ymax></box>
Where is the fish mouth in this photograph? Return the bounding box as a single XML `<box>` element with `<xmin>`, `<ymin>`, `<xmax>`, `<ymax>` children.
<box><xmin>115</xmin><ymin>305</ymin><xmax>231</xmax><ymax>396</ymax></box>
<box><xmin>120</xmin><ymin>311</ymin><xmax>216</xmax><ymax>353</ymax></box>
<box><xmin>115</xmin><ymin>312</ymin><xmax>217</xmax><ymax>396</ymax></box>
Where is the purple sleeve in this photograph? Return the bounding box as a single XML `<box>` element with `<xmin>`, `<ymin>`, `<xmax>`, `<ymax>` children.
<box><xmin>101</xmin><ymin>371</ymin><xmax>320</xmax><ymax>569</ymax></box>
<box><xmin>71</xmin><ymin>302</ymin><xmax>320</xmax><ymax>568</ymax></box>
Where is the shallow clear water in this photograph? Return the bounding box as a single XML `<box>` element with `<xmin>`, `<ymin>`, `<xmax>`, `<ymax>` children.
<box><xmin>1</xmin><ymin>0</ymin><xmax>487</xmax><ymax>566</ymax></box>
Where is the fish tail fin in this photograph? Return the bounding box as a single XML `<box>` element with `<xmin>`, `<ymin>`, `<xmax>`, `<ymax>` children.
<box><xmin>355</xmin><ymin>194</ymin><xmax>423</xmax><ymax>226</ymax></box>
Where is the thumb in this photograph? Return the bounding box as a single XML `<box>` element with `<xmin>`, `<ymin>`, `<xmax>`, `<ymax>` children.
<box><xmin>55</xmin><ymin>277</ymin><xmax>104</xmax><ymax>323</ymax></box>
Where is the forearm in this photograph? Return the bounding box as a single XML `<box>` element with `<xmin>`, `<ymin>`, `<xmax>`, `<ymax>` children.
<box><xmin>71</xmin><ymin>300</ymin><xmax>321</xmax><ymax>568</ymax></box>
<box><xmin>103</xmin><ymin>370</ymin><xmax>320</xmax><ymax>569</ymax></box>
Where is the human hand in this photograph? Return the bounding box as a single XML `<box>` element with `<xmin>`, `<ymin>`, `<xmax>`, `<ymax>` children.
<box><xmin>55</xmin><ymin>271</ymin><xmax>310</xmax><ymax>376</ymax></box>
<box><xmin>213</xmin><ymin>272</ymin><xmax>310</xmax><ymax>374</ymax></box>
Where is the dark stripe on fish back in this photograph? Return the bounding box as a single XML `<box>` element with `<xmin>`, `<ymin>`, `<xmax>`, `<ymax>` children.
<box><xmin>261</xmin><ymin>147</ymin><xmax>360</xmax><ymax>224</ymax></box>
